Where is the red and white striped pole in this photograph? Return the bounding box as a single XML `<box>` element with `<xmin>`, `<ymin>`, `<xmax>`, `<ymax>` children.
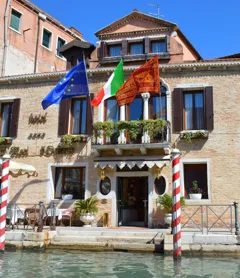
<box><xmin>0</xmin><ymin>154</ymin><xmax>10</xmax><ymax>251</ymax></box>
<box><xmin>172</xmin><ymin>148</ymin><xmax>181</xmax><ymax>259</ymax></box>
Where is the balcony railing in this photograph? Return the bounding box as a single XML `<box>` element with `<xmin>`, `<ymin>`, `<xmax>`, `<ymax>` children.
<box><xmin>93</xmin><ymin>119</ymin><xmax>171</xmax><ymax>145</ymax></box>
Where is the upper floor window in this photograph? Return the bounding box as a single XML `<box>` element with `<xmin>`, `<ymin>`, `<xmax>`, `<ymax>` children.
<box><xmin>58</xmin><ymin>97</ymin><xmax>92</xmax><ymax>137</ymax></box>
<box><xmin>42</xmin><ymin>28</ymin><xmax>52</xmax><ymax>49</ymax></box>
<box><xmin>129</xmin><ymin>42</ymin><xmax>143</xmax><ymax>55</ymax></box>
<box><xmin>10</xmin><ymin>9</ymin><xmax>22</xmax><ymax>32</ymax></box>
<box><xmin>105</xmin><ymin>98</ymin><xmax>119</xmax><ymax>122</ymax></box>
<box><xmin>184</xmin><ymin>91</ymin><xmax>204</xmax><ymax>130</ymax></box>
<box><xmin>109</xmin><ymin>45</ymin><xmax>121</xmax><ymax>57</ymax></box>
<box><xmin>0</xmin><ymin>99</ymin><xmax>20</xmax><ymax>138</ymax></box>
<box><xmin>150</xmin><ymin>94</ymin><xmax>167</xmax><ymax>121</ymax></box>
<box><xmin>56</xmin><ymin>37</ymin><xmax>66</xmax><ymax>58</ymax></box>
<box><xmin>126</xmin><ymin>95</ymin><xmax>143</xmax><ymax>120</ymax></box>
<box><xmin>173</xmin><ymin>86</ymin><xmax>213</xmax><ymax>132</ymax></box>
<box><xmin>151</xmin><ymin>40</ymin><xmax>166</xmax><ymax>53</ymax></box>
<box><xmin>71</xmin><ymin>98</ymin><xmax>87</xmax><ymax>135</ymax></box>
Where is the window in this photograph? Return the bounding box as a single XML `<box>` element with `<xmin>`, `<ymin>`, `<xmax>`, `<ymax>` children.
<box><xmin>104</xmin><ymin>98</ymin><xmax>119</xmax><ymax>143</ymax></box>
<box><xmin>100</xmin><ymin>177</ymin><xmax>111</xmax><ymax>195</ymax></box>
<box><xmin>154</xmin><ymin>177</ymin><xmax>166</xmax><ymax>195</ymax></box>
<box><xmin>129</xmin><ymin>42</ymin><xmax>143</xmax><ymax>55</ymax></box>
<box><xmin>109</xmin><ymin>45</ymin><xmax>121</xmax><ymax>57</ymax></box>
<box><xmin>71</xmin><ymin>98</ymin><xmax>87</xmax><ymax>135</ymax></box>
<box><xmin>42</xmin><ymin>28</ymin><xmax>52</xmax><ymax>49</ymax></box>
<box><xmin>56</xmin><ymin>37</ymin><xmax>66</xmax><ymax>58</ymax></box>
<box><xmin>151</xmin><ymin>40</ymin><xmax>166</xmax><ymax>53</ymax></box>
<box><xmin>10</xmin><ymin>9</ymin><xmax>22</xmax><ymax>32</ymax></box>
<box><xmin>183</xmin><ymin>163</ymin><xmax>208</xmax><ymax>199</ymax></box>
<box><xmin>55</xmin><ymin>167</ymin><xmax>85</xmax><ymax>199</ymax></box>
<box><xmin>172</xmin><ymin>86</ymin><xmax>213</xmax><ymax>132</ymax></box>
<box><xmin>126</xmin><ymin>96</ymin><xmax>143</xmax><ymax>121</ymax></box>
<box><xmin>184</xmin><ymin>91</ymin><xmax>204</xmax><ymax>130</ymax></box>
<box><xmin>0</xmin><ymin>103</ymin><xmax>13</xmax><ymax>137</ymax></box>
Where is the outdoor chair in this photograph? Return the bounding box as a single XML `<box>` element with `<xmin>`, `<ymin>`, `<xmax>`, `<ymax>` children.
<box><xmin>24</xmin><ymin>208</ymin><xmax>40</xmax><ymax>229</ymax></box>
<box><xmin>60</xmin><ymin>207</ymin><xmax>74</xmax><ymax>226</ymax></box>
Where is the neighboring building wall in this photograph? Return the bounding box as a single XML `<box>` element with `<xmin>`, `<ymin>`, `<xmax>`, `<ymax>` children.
<box><xmin>174</xmin><ymin>34</ymin><xmax>199</xmax><ymax>61</ymax></box>
<box><xmin>0</xmin><ymin>0</ymin><xmax>82</xmax><ymax>76</ymax></box>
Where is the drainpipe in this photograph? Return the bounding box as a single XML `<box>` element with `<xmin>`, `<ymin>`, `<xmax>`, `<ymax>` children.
<box><xmin>34</xmin><ymin>12</ymin><xmax>46</xmax><ymax>73</ymax></box>
<box><xmin>1</xmin><ymin>0</ymin><xmax>11</xmax><ymax>76</ymax></box>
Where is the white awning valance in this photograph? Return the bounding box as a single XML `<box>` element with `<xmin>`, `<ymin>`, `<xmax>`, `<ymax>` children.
<box><xmin>94</xmin><ymin>160</ymin><xmax>170</xmax><ymax>170</ymax></box>
<box><xmin>9</xmin><ymin>161</ymin><xmax>38</xmax><ymax>178</ymax></box>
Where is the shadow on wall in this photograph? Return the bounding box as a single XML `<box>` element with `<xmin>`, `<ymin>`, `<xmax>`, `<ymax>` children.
<box><xmin>8</xmin><ymin>178</ymin><xmax>49</xmax><ymax>205</ymax></box>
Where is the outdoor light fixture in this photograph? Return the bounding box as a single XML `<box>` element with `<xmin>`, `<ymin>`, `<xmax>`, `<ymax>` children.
<box><xmin>156</xmin><ymin>169</ymin><xmax>161</xmax><ymax>179</ymax></box>
<box><xmin>100</xmin><ymin>170</ymin><xmax>106</xmax><ymax>180</ymax></box>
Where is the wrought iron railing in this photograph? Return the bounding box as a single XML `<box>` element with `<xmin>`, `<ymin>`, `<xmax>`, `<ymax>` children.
<box><xmin>6</xmin><ymin>201</ymin><xmax>57</xmax><ymax>232</ymax></box>
<box><xmin>181</xmin><ymin>202</ymin><xmax>240</xmax><ymax>234</ymax></box>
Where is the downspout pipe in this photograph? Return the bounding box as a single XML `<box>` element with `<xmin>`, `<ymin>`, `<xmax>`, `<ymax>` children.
<box><xmin>34</xmin><ymin>12</ymin><xmax>46</xmax><ymax>73</ymax></box>
<box><xmin>2</xmin><ymin>0</ymin><xmax>11</xmax><ymax>76</ymax></box>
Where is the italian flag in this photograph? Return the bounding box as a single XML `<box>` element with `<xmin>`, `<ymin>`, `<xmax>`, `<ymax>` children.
<box><xmin>91</xmin><ymin>59</ymin><xmax>124</xmax><ymax>106</ymax></box>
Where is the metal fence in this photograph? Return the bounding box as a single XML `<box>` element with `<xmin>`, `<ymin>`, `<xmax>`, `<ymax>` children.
<box><xmin>181</xmin><ymin>202</ymin><xmax>239</xmax><ymax>235</ymax></box>
<box><xmin>6</xmin><ymin>201</ymin><xmax>57</xmax><ymax>232</ymax></box>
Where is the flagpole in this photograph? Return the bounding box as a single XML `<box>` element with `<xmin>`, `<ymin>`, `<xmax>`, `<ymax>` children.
<box><xmin>82</xmin><ymin>50</ymin><xmax>94</xmax><ymax>134</ymax></box>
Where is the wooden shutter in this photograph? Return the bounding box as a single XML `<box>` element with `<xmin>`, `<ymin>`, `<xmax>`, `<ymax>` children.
<box><xmin>121</xmin><ymin>40</ymin><xmax>128</xmax><ymax>56</ymax></box>
<box><xmin>144</xmin><ymin>37</ymin><xmax>150</xmax><ymax>54</ymax></box>
<box><xmin>204</xmin><ymin>86</ymin><xmax>214</xmax><ymax>130</ymax></box>
<box><xmin>98</xmin><ymin>41</ymin><xmax>106</xmax><ymax>59</ymax></box>
<box><xmin>172</xmin><ymin>88</ymin><xmax>183</xmax><ymax>133</ymax></box>
<box><xmin>9</xmin><ymin>98</ymin><xmax>21</xmax><ymax>138</ymax></box>
<box><xmin>86</xmin><ymin>93</ymin><xmax>94</xmax><ymax>135</ymax></box>
<box><xmin>58</xmin><ymin>99</ymin><xmax>70</xmax><ymax>136</ymax></box>
<box><xmin>166</xmin><ymin>35</ymin><xmax>170</xmax><ymax>52</ymax></box>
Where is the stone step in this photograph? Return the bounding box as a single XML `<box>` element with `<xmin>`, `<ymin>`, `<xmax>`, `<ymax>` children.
<box><xmin>53</xmin><ymin>235</ymin><xmax>163</xmax><ymax>244</ymax></box>
<box><xmin>49</xmin><ymin>241</ymin><xmax>156</xmax><ymax>252</ymax></box>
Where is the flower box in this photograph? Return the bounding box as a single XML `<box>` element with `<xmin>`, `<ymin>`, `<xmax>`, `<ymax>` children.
<box><xmin>62</xmin><ymin>194</ymin><xmax>73</xmax><ymax>200</ymax></box>
<box><xmin>189</xmin><ymin>193</ymin><xmax>202</xmax><ymax>200</ymax></box>
<box><xmin>180</xmin><ymin>131</ymin><xmax>209</xmax><ymax>143</ymax></box>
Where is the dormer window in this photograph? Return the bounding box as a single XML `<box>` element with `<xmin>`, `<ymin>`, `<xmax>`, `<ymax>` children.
<box><xmin>151</xmin><ymin>40</ymin><xmax>166</xmax><ymax>53</ymax></box>
<box><xmin>129</xmin><ymin>42</ymin><xmax>143</xmax><ymax>55</ymax></box>
<box><xmin>109</xmin><ymin>44</ymin><xmax>121</xmax><ymax>57</ymax></box>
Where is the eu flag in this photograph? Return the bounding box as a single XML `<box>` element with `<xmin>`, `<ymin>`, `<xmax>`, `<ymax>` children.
<box><xmin>42</xmin><ymin>61</ymin><xmax>89</xmax><ymax>110</ymax></box>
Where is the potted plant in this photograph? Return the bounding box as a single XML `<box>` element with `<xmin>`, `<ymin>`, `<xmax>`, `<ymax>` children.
<box><xmin>156</xmin><ymin>194</ymin><xmax>185</xmax><ymax>225</ymax></box>
<box><xmin>189</xmin><ymin>180</ymin><xmax>203</xmax><ymax>200</ymax></box>
<box><xmin>61</xmin><ymin>185</ymin><xmax>73</xmax><ymax>200</ymax></box>
<box><xmin>74</xmin><ymin>196</ymin><xmax>99</xmax><ymax>227</ymax></box>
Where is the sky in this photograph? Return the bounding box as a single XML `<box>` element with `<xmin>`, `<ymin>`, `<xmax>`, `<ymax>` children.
<box><xmin>31</xmin><ymin>0</ymin><xmax>240</xmax><ymax>59</ymax></box>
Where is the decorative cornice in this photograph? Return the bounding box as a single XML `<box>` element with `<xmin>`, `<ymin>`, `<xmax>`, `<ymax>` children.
<box><xmin>1</xmin><ymin>60</ymin><xmax>240</xmax><ymax>84</ymax></box>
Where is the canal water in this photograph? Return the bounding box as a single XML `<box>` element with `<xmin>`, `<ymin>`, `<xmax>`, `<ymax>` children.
<box><xmin>0</xmin><ymin>250</ymin><xmax>240</xmax><ymax>277</ymax></box>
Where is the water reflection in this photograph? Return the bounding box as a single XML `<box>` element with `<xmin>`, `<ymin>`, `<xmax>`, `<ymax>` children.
<box><xmin>0</xmin><ymin>250</ymin><xmax>240</xmax><ymax>277</ymax></box>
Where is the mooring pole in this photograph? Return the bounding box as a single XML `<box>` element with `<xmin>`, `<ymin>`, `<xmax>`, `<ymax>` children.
<box><xmin>172</xmin><ymin>148</ymin><xmax>181</xmax><ymax>259</ymax></box>
<box><xmin>0</xmin><ymin>154</ymin><xmax>10</xmax><ymax>251</ymax></box>
<box><xmin>234</xmin><ymin>201</ymin><xmax>240</xmax><ymax>236</ymax></box>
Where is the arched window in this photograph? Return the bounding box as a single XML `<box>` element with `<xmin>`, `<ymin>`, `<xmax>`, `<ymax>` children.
<box><xmin>100</xmin><ymin>177</ymin><xmax>111</xmax><ymax>196</ymax></box>
<box><xmin>149</xmin><ymin>81</ymin><xmax>167</xmax><ymax>120</ymax></box>
<box><xmin>154</xmin><ymin>176</ymin><xmax>166</xmax><ymax>195</ymax></box>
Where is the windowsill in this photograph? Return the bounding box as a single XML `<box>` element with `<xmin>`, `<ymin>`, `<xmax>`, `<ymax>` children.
<box><xmin>181</xmin><ymin>130</ymin><xmax>209</xmax><ymax>134</ymax></box>
<box><xmin>56</xmin><ymin>54</ymin><xmax>66</xmax><ymax>61</ymax></box>
<box><xmin>180</xmin><ymin>130</ymin><xmax>209</xmax><ymax>141</ymax></box>
<box><xmin>185</xmin><ymin>199</ymin><xmax>211</xmax><ymax>204</ymax></box>
<box><xmin>41</xmin><ymin>44</ymin><xmax>52</xmax><ymax>52</ymax></box>
<box><xmin>9</xmin><ymin>26</ymin><xmax>21</xmax><ymax>35</ymax></box>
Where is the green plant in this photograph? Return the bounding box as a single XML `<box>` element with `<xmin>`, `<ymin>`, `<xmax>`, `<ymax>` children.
<box><xmin>156</xmin><ymin>194</ymin><xmax>185</xmax><ymax>213</ymax></box>
<box><xmin>0</xmin><ymin>137</ymin><xmax>11</xmax><ymax>144</ymax></box>
<box><xmin>74</xmin><ymin>196</ymin><xmax>99</xmax><ymax>214</ymax></box>
<box><xmin>127</xmin><ymin>120</ymin><xmax>142</xmax><ymax>140</ymax></box>
<box><xmin>181</xmin><ymin>131</ymin><xmax>206</xmax><ymax>143</ymax></box>
<box><xmin>93</xmin><ymin>122</ymin><xmax>104</xmax><ymax>138</ymax></box>
<box><xmin>61</xmin><ymin>134</ymin><xmax>74</xmax><ymax>147</ymax></box>
<box><xmin>142</xmin><ymin>119</ymin><xmax>167</xmax><ymax>138</ymax></box>
<box><xmin>116</xmin><ymin>121</ymin><xmax>129</xmax><ymax>131</ymax></box>
<box><xmin>189</xmin><ymin>180</ymin><xmax>203</xmax><ymax>194</ymax></box>
<box><xmin>102</xmin><ymin>121</ymin><xmax>115</xmax><ymax>138</ymax></box>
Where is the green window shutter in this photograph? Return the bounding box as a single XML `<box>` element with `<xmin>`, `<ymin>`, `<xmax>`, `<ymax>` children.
<box><xmin>10</xmin><ymin>10</ymin><xmax>21</xmax><ymax>31</ymax></box>
<box><xmin>57</xmin><ymin>38</ymin><xmax>65</xmax><ymax>57</ymax></box>
<box><xmin>42</xmin><ymin>29</ymin><xmax>52</xmax><ymax>48</ymax></box>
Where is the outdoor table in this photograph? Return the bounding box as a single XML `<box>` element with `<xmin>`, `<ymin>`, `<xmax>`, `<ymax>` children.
<box><xmin>6</xmin><ymin>207</ymin><xmax>25</xmax><ymax>224</ymax></box>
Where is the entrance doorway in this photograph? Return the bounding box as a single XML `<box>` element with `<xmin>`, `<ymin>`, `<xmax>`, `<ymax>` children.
<box><xmin>117</xmin><ymin>176</ymin><xmax>148</xmax><ymax>227</ymax></box>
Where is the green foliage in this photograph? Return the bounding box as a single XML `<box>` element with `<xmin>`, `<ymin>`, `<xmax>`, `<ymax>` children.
<box><xmin>156</xmin><ymin>193</ymin><xmax>185</xmax><ymax>213</ymax></box>
<box><xmin>142</xmin><ymin>119</ymin><xmax>166</xmax><ymax>138</ymax></box>
<box><xmin>61</xmin><ymin>134</ymin><xmax>74</xmax><ymax>147</ymax></box>
<box><xmin>74</xmin><ymin>196</ymin><xmax>99</xmax><ymax>214</ymax></box>
<box><xmin>103</xmin><ymin>121</ymin><xmax>115</xmax><ymax>138</ymax></box>
<box><xmin>0</xmin><ymin>137</ymin><xmax>11</xmax><ymax>144</ymax></box>
<box><xmin>181</xmin><ymin>131</ymin><xmax>206</xmax><ymax>143</ymax></box>
<box><xmin>61</xmin><ymin>134</ymin><xmax>88</xmax><ymax>146</ymax></box>
<box><xmin>93</xmin><ymin>122</ymin><xmax>104</xmax><ymax>138</ymax></box>
<box><xmin>127</xmin><ymin>120</ymin><xmax>142</xmax><ymax>140</ymax></box>
<box><xmin>115</xmin><ymin>121</ymin><xmax>128</xmax><ymax>131</ymax></box>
